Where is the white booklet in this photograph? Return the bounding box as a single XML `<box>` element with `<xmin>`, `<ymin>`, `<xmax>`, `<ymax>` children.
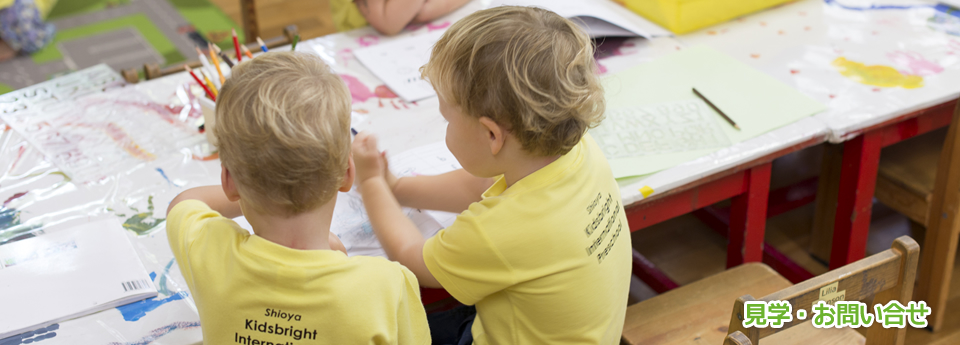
<box><xmin>0</xmin><ymin>219</ymin><xmax>157</xmax><ymax>339</ymax></box>
<box><xmin>354</xmin><ymin>0</ymin><xmax>669</xmax><ymax>102</ymax></box>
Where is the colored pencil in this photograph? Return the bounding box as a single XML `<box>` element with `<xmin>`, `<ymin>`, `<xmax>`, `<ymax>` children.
<box><xmin>195</xmin><ymin>46</ymin><xmax>220</xmax><ymax>89</ymax></box>
<box><xmin>241</xmin><ymin>45</ymin><xmax>254</xmax><ymax>59</ymax></box>
<box><xmin>256</xmin><ymin>37</ymin><xmax>268</xmax><ymax>52</ymax></box>
<box><xmin>200</xmin><ymin>70</ymin><xmax>218</xmax><ymax>98</ymax></box>
<box><xmin>213</xmin><ymin>44</ymin><xmax>235</xmax><ymax>68</ymax></box>
<box><xmin>208</xmin><ymin>43</ymin><xmax>226</xmax><ymax>84</ymax></box>
<box><xmin>351</xmin><ymin>128</ymin><xmax>358</xmax><ymax>135</ymax></box>
<box><xmin>232</xmin><ymin>29</ymin><xmax>242</xmax><ymax>62</ymax></box>
<box><xmin>692</xmin><ymin>88</ymin><xmax>740</xmax><ymax>130</ymax></box>
<box><xmin>185</xmin><ymin>66</ymin><xmax>216</xmax><ymax>101</ymax></box>
<box><xmin>291</xmin><ymin>34</ymin><xmax>300</xmax><ymax>51</ymax></box>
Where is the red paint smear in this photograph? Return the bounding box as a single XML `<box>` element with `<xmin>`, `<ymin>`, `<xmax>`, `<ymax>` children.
<box><xmin>357</xmin><ymin>35</ymin><xmax>379</xmax><ymax>47</ymax></box>
<box><xmin>66</xmin><ymin>122</ymin><xmax>157</xmax><ymax>161</ymax></box>
<box><xmin>750</xmin><ymin>54</ymin><xmax>761</xmax><ymax>59</ymax></box>
<box><xmin>9</xmin><ymin>145</ymin><xmax>26</xmax><ymax>172</ymax></box>
<box><xmin>340</xmin><ymin>74</ymin><xmax>376</xmax><ymax>103</ymax></box>
<box><xmin>805</xmin><ymin>26</ymin><xmax>812</xmax><ymax>31</ymax></box>
<box><xmin>427</xmin><ymin>21</ymin><xmax>451</xmax><ymax>32</ymax></box>
<box><xmin>191</xmin><ymin>152</ymin><xmax>219</xmax><ymax>161</ymax></box>
<box><xmin>374</xmin><ymin>85</ymin><xmax>398</xmax><ymax>99</ymax></box>
<box><xmin>790</xmin><ymin>69</ymin><xmax>800</xmax><ymax>74</ymax></box>
<box><xmin>829</xmin><ymin>94</ymin><xmax>836</xmax><ymax>99</ymax></box>
<box><xmin>872</xmin><ymin>88</ymin><xmax>882</xmax><ymax>92</ymax></box>
<box><xmin>3</xmin><ymin>192</ymin><xmax>27</xmax><ymax>206</ymax></box>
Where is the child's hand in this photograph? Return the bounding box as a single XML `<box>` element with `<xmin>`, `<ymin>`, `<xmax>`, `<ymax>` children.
<box><xmin>352</xmin><ymin>132</ymin><xmax>387</xmax><ymax>184</ymax></box>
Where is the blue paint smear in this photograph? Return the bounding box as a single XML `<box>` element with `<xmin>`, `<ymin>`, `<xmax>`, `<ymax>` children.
<box><xmin>157</xmin><ymin>259</ymin><xmax>176</xmax><ymax>296</ymax></box>
<box><xmin>155</xmin><ymin>168</ymin><xmax>173</xmax><ymax>185</ymax></box>
<box><xmin>824</xmin><ymin>0</ymin><xmax>934</xmax><ymax>11</ymax></box>
<box><xmin>149</xmin><ymin>272</ymin><xmax>157</xmax><ymax>281</ymax></box>
<box><xmin>0</xmin><ymin>324</ymin><xmax>58</xmax><ymax>345</ymax></box>
<box><xmin>116</xmin><ymin>291</ymin><xmax>188</xmax><ymax>322</ymax></box>
<box><xmin>109</xmin><ymin>321</ymin><xmax>201</xmax><ymax>345</ymax></box>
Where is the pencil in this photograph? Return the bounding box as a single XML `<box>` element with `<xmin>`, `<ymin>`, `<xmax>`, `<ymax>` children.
<box><xmin>351</xmin><ymin>127</ymin><xmax>358</xmax><ymax>135</ymax></box>
<box><xmin>256</xmin><ymin>37</ymin><xmax>268</xmax><ymax>52</ymax></box>
<box><xmin>208</xmin><ymin>43</ymin><xmax>226</xmax><ymax>84</ymax></box>
<box><xmin>291</xmin><ymin>34</ymin><xmax>300</xmax><ymax>51</ymax></box>
<box><xmin>200</xmin><ymin>70</ymin><xmax>218</xmax><ymax>99</ymax></box>
<box><xmin>692</xmin><ymin>88</ymin><xmax>740</xmax><ymax>130</ymax></box>
<box><xmin>195</xmin><ymin>46</ymin><xmax>220</xmax><ymax>89</ymax></box>
<box><xmin>232</xmin><ymin>28</ymin><xmax>242</xmax><ymax>62</ymax></box>
<box><xmin>185</xmin><ymin>66</ymin><xmax>216</xmax><ymax>101</ymax></box>
<box><xmin>241</xmin><ymin>45</ymin><xmax>254</xmax><ymax>59</ymax></box>
<box><xmin>213</xmin><ymin>45</ymin><xmax>235</xmax><ymax>68</ymax></box>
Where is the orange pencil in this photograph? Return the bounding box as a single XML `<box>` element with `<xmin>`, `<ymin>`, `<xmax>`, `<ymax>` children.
<box><xmin>241</xmin><ymin>45</ymin><xmax>254</xmax><ymax>59</ymax></box>
<box><xmin>208</xmin><ymin>43</ymin><xmax>226</xmax><ymax>84</ymax></box>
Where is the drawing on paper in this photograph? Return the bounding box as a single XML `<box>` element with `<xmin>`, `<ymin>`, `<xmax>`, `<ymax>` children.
<box><xmin>330</xmin><ymin>142</ymin><xmax>461</xmax><ymax>257</ymax></box>
<box><xmin>832</xmin><ymin>57</ymin><xmax>923</xmax><ymax>89</ymax></box>
<box><xmin>887</xmin><ymin>51</ymin><xmax>944</xmax><ymax>76</ymax></box>
<box><xmin>591</xmin><ymin>99</ymin><xmax>731</xmax><ymax>159</ymax></box>
<box><xmin>0</xmin><ymin>89</ymin><xmax>207</xmax><ymax>183</ymax></box>
<box><xmin>0</xmin><ymin>323</ymin><xmax>59</xmax><ymax>345</ymax></box>
<box><xmin>340</xmin><ymin>74</ymin><xmax>417</xmax><ymax>110</ymax></box>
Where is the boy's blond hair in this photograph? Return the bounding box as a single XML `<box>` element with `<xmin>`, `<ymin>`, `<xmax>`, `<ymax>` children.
<box><xmin>214</xmin><ymin>51</ymin><xmax>352</xmax><ymax>215</ymax></box>
<box><xmin>422</xmin><ymin>6</ymin><xmax>605</xmax><ymax>156</ymax></box>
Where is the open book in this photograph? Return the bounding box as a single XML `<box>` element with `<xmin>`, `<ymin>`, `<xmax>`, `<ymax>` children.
<box><xmin>0</xmin><ymin>219</ymin><xmax>157</xmax><ymax>339</ymax></box>
<box><xmin>353</xmin><ymin>0</ymin><xmax>669</xmax><ymax>102</ymax></box>
<box><xmin>491</xmin><ymin>0</ymin><xmax>670</xmax><ymax>38</ymax></box>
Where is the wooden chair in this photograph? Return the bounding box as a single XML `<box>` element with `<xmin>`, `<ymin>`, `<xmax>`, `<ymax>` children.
<box><xmin>621</xmin><ymin>236</ymin><xmax>919</xmax><ymax>345</ymax></box>
<box><xmin>872</xmin><ymin>99</ymin><xmax>960</xmax><ymax>331</ymax></box>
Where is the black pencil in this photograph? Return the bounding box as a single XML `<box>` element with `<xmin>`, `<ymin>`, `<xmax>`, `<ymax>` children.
<box><xmin>692</xmin><ymin>88</ymin><xmax>740</xmax><ymax>130</ymax></box>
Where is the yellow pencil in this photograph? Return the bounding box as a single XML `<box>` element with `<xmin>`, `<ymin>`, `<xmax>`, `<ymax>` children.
<box><xmin>201</xmin><ymin>70</ymin><xmax>218</xmax><ymax>98</ymax></box>
<box><xmin>208</xmin><ymin>43</ymin><xmax>226</xmax><ymax>84</ymax></box>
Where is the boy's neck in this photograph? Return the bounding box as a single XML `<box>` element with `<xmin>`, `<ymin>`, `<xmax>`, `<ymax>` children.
<box><xmin>243</xmin><ymin>197</ymin><xmax>337</xmax><ymax>251</ymax></box>
<box><xmin>501</xmin><ymin>152</ymin><xmax>561</xmax><ymax>187</ymax></box>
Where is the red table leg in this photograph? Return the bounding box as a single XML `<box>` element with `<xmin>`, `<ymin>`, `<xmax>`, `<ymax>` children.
<box><xmin>829</xmin><ymin>130</ymin><xmax>883</xmax><ymax>269</ymax></box>
<box><xmin>727</xmin><ymin>163</ymin><xmax>772</xmax><ymax>268</ymax></box>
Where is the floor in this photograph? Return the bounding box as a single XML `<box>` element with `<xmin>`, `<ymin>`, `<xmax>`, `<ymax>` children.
<box><xmin>629</xmin><ymin>143</ymin><xmax>960</xmax><ymax>344</ymax></box>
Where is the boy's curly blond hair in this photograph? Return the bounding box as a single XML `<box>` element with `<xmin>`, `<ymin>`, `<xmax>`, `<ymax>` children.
<box><xmin>214</xmin><ymin>51</ymin><xmax>352</xmax><ymax>215</ymax></box>
<box><xmin>422</xmin><ymin>6</ymin><xmax>605</xmax><ymax>156</ymax></box>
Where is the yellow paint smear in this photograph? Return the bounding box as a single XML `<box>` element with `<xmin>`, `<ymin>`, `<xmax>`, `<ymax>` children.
<box><xmin>639</xmin><ymin>186</ymin><xmax>655</xmax><ymax>198</ymax></box>
<box><xmin>832</xmin><ymin>57</ymin><xmax>923</xmax><ymax>89</ymax></box>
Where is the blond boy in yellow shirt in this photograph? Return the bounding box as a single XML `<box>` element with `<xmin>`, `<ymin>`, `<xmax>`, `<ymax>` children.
<box><xmin>166</xmin><ymin>52</ymin><xmax>430</xmax><ymax>345</ymax></box>
<box><xmin>352</xmin><ymin>7</ymin><xmax>632</xmax><ymax>345</ymax></box>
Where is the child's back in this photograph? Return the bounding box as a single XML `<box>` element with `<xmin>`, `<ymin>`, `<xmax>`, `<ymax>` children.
<box><xmin>351</xmin><ymin>7</ymin><xmax>631</xmax><ymax>344</ymax></box>
<box><xmin>166</xmin><ymin>51</ymin><xmax>429</xmax><ymax>344</ymax></box>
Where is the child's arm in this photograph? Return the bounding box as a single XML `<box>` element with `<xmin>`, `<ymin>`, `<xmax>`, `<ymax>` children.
<box><xmin>412</xmin><ymin>0</ymin><xmax>472</xmax><ymax>23</ymax></box>
<box><xmin>353</xmin><ymin>132</ymin><xmax>442</xmax><ymax>288</ymax></box>
<box><xmin>392</xmin><ymin>169</ymin><xmax>494</xmax><ymax>214</ymax></box>
<box><xmin>355</xmin><ymin>0</ymin><xmax>427</xmax><ymax>36</ymax></box>
<box><xmin>167</xmin><ymin>186</ymin><xmax>243</xmax><ymax>218</ymax></box>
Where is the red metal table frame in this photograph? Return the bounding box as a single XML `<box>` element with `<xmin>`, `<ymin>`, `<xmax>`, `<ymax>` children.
<box><xmin>625</xmin><ymin>135</ymin><xmax>825</xmax><ymax>291</ymax></box>
<box><xmin>816</xmin><ymin>99</ymin><xmax>957</xmax><ymax>270</ymax></box>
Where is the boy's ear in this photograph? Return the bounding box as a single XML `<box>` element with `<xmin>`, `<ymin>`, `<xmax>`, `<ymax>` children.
<box><xmin>478</xmin><ymin>116</ymin><xmax>505</xmax><ymax>156</ymax></box>
<box><xmin>221</xmin><ymin>165</ymin><xmax>241</xmax><ymax>202</ymax></box>
<box><xmin>340</xmin><ymin>155</ymin><xmax>356</xmax><ymax>192</ymax></box>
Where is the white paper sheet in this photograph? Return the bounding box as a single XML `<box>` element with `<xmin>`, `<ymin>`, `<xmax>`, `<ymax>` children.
<box><xmin>353</xmin><ymin>31</ymin><xmax>443</xmax><ymax>102</ymax></box>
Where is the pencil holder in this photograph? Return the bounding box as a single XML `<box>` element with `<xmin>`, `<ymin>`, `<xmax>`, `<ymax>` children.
<box><xmin>198</xmin><ymin>97</ymin><xmax>218</xmax><ymax>148</ymax></box>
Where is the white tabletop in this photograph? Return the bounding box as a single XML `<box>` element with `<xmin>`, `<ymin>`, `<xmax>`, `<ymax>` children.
<box><xmin>2</xmin><ymin>0</ymin><xmax>956</xmax><ymax>343</ymax></box>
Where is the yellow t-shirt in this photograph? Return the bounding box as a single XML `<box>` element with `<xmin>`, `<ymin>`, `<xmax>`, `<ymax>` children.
<box><xmin>329</xmin><ymin>0</ymin><xmax>369</xmax><ymax>32</ymax></box>
<box><xmin>423</xmin><ymin>134</ymin><xmax>633</xmax><ymax>345</ymax></box>
<box><xmin>167</xmin><ymin>200</ymin><xmax>430</xmax><ymax>345</ymax></box>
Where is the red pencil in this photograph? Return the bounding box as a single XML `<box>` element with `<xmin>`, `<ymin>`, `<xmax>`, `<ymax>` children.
<box><xmin>232</xmin><ymin>28</ymin><xmax>242</xmax><ymax>62</ymax></box>
<box><xmin>184</xmin><ymin>66</ymin><xmax>216</xmax><ymax>101</ymax></box>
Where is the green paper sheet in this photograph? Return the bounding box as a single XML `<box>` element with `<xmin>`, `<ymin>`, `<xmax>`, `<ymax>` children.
<box><xmin>595</xmin><ymin>45</ymin><xmax>825</xmax><ymax>179</ymax></box>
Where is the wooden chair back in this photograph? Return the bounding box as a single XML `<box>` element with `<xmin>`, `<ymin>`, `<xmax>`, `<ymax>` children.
<box><xmin>725</xmin><ymin>236</ymin><xmax>920</xmax><ymax>345</ymax></box>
